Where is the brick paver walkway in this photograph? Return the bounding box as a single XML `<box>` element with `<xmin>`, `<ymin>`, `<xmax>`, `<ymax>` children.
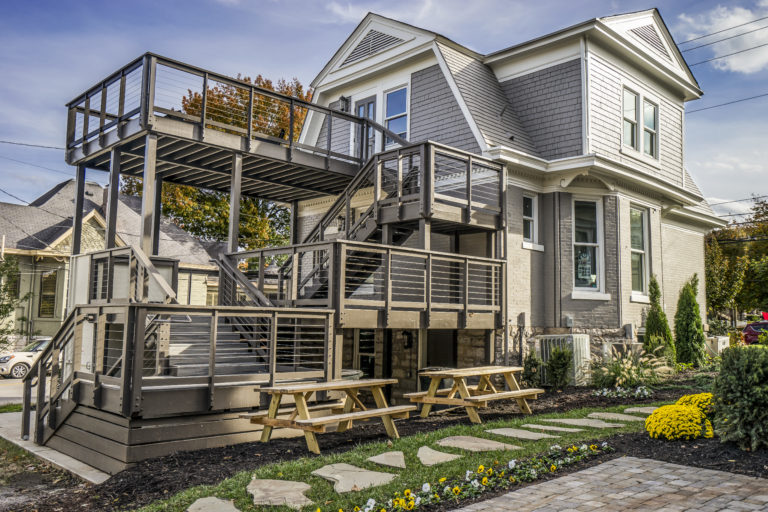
<box><xmin>456</xmin><ymin>457</ymin><xmax>768</xmax><ymax>511</ymax></box>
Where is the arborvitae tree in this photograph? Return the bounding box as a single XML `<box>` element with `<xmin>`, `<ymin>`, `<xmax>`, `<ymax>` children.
<box><xmin>674</xmin><ymin>274</ymin><xmax>707</xmax><ymax>366</ymax></box>
<box><xmin>644</xmin><ymin>275</ymin><xmax>676</xmax><ymax>363</ymax></box>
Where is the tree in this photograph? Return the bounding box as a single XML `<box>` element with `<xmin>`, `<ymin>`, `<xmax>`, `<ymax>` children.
<box><xmin>704</xmin><ymin>236</ymin><xmax>746</xmax><ymax>319</ymax></box>
<box><xmin>644</xmin><ymin>274</ymin><xmax>676</xmax><ymax>363</ymax></box>
<box><xmin>121</xmin><ymin>75</ymin><xmax>312</xmax><ymax>250</ymax></box>
<box><xmin>0</xmin><ymin>257</ymin><xmax>29</xmax><ymax>352</ymax></box>
<box><xmin>674</xmin><ymin>274</ymin><xmax>707</xmax><ymax>366</ymax></box>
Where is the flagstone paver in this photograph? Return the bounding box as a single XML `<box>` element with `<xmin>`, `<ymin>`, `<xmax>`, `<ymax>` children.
<box><xmin>541</xmin><ymin>418</ymin><xmax>624</xmax><ymax>428</ymax></box>
<box><xmin>521</xmin><ymin>424</ymin><xmax>584</xmax><ymax>433</ymax></box>
<box><xmin>367</xmin><ymin>451</ymin><xmax>406</xmax><ymax>469</ymax></box>
<box><xmin>437</xmin><ymin>436</ymin><xmax>520</xmax><ymax>452</ymax></box>
<box><xmin>417</xmin><ymin>446</ymin><xmax>462</xmax><ymax>466</ymax></box>
<box><xmin>624</xmin><ymin>406</ymin><xmax>658</xmax><ymax>415</ymax></box>
<box><xmin>246</xmin><ymin>478</ymin><xmax>313</xmax><ymax>509</ymax></box>
<box><xmin>187</xmin><ymin>497</ymin><xmax>240</xmax><ymax>512</ymax></box>
<box><xmin>485</xmin><ymin>428</ymin><xmax>559</xmax><ymax>440</ymax></box>
<box><xmin>453</xmin><ymin>456</ymin><xmax>768</xmax><ymax>511</ymax></box>
<box><xmin>312</xmin><ymin>463</ymin><xmax>396</xmax><ymax>493</ymax></box>
<box><xmin>587</xmin><ymin>412</ymin><xmax>647</xmax><ymax>422</ymax></box>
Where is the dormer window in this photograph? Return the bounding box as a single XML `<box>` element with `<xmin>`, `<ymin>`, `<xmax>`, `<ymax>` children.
<box><xmin>623</xmin><ymin>89</ymin><xmax>638</xmax><ymax>150</ymax></box>
<box><xmin>385</xmin><ymin>87</ymin><xmax>407</xmax><ymax>143</ymax></box>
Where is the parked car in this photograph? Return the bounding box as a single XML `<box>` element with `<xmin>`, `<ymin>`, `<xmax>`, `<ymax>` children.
<box><xmin>742</xmin><ymin>321</ymin><xmax>768</xmax><ymax>345</ymax></box>
<box><xmin>0</xmin><ymin>338</ymin><xmax>51</xmax><ymax>379</ymax></box>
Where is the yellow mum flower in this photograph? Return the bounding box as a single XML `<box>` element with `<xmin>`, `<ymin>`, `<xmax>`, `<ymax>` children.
<box><xmin>452</xmin><ymin>486</ymin><xmax>461</xmax><ymax>495</ymax></box>
<box><xmin>439</xmin><ymin>477</ymin><xmax>447</xmax><ymax>483</ymax></box>
<box><xmin>482</xmin><ymin>477</ymin><xmax>489</xmax><ymax>486</ymax></box>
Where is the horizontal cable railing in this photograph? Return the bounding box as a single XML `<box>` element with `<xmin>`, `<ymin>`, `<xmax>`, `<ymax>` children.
<box><xmin>66</xmin><ymin>53</ymin><xmax>408</xmax><ymax>168</ymax></box>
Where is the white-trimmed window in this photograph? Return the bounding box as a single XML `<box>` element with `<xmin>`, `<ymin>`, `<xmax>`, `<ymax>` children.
<box><xmin>523</xmin><ymin>194</ymin><xmax>537</xmax><ymax>243</ymax></box>
<box><xmin>573</xmin><ymin>200</ymin><xmax>602</xmax><ymax>290</ymax></box>
<box><xmin>642</xmin><ymin>100</ymin><xmax>658</xmax><ymax>158</ymax></box>
<box><xmin>385</xmin><ymin>87</ymin><xmax>407</xmax><ymax>143</ymax></box>
<box><xmin>622</xmin><ymin>89</ymin><xmax>638</xmax><ymax>150</ymax></box>
<box><xmin>630</xmin><ymin>207</ymin><xmax>649</xmax><ymax>294</ymax></box>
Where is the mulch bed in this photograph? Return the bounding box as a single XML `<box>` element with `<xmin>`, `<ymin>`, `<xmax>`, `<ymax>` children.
<box><xmin>24</xmin><ymin>377</ymin><xmax>738</xmax><ymax>512</ymax></box>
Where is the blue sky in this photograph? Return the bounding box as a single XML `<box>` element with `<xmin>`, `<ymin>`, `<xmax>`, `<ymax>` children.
<box><xmin>0</xmin><ymin>0</ymin><xmax>766</xmax><ymax>218</ymax></box>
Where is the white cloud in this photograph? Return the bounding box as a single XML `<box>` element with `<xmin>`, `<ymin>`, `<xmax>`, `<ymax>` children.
<box><xmin>677</xmin><ymin>3</ymin><xmax>768</xmax><ymax>74</ymax></box>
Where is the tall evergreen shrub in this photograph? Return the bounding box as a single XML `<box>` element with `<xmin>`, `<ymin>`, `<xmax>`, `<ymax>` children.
<box><xmin>674</xmin><ymin>274</ymin><xmax>707</xmax><ymax>366</ymax></box>
<box><xmin>644</xmin><ymin>275</ymin><xmax>676</xmax><ymax>363</ymax></box>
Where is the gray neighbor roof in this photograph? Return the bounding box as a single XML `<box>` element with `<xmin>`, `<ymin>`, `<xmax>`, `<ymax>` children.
<box><xmin>0</xmin><ymin>179</ymin><xmax>221</xmax><ymax>266</ymax></box>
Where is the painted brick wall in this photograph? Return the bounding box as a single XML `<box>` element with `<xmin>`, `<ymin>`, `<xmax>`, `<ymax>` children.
<box><xmin>500</xmin><ymin>59</ymin><xmax>583</xmax><ymax>159</ymax></box>
<box><xmin>587</xmin><ymin>50</ymin><xmax>684</xmax><ymax>187</ymax></box>
<box><xmin>410</xmin><ymin>64</ymin><xmax>482</xmax><ymax>154</ymax></box>
<box><xmin>660</xmin><ymin>222</ymin><xmax>706</xmax><ymax>325</ymax></box>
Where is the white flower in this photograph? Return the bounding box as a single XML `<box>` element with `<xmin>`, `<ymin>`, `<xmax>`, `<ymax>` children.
<box><xmin>422</xmin><ymin>483</ymin><xmax>431</xmax><ymax>493</ymax></box>
<box><xmin>508</xmin><ymin>459</ymin><xmax>517</xmax><ymax>469</ymax></box>
<box><xmin>549</xmin><ymin>444</ymin><xmax>562</xmax><ymax>451</ymax></box>
<box><xmin>364</xmin><ymin>507</ymin><xmax>372</xmax><ymax>512</ymax></box>
<box><xmin>601</xmin><ymin>441</ymin><xmax>608</xmax><ymax>449</ymax></box>
<box><xmin>471</xmin><ymin>479</ymin><xmax>480</xmax><ymax>488</ymax></box>
<box><xmin>443</xmin><ymin>485</ymin><xmax>451</xmax><ymax>495</ymax></box>
<box><xmin>580</xmin><ymin>444</ymin><xmax>588</xmax><ymax>451</ymax></box>
<box><xmin>366</xmin><ymin>498</ymin><xmax>376</xmax><ymax>508</ymax></box>
<box><xmin>465</xmin><ymin>470</ymin><xmax>473</xmax><ymax>481</ymax></box>
<box><xmin>415</xmin><ymin>497</ymin><xmax>422</xmax><ymax>506</ymax></box>
<box><xmin>387</xmin><ymin>499</ymin><xmax>393</xmax><ymax>507</ymax></box>
<box><xmin>531</xmin><ymin>470</ymin><xmax>537</xmax><ymax>478</ymax></box>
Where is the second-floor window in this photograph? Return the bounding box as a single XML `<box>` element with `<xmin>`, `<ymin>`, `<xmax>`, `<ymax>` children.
<box><xmin>643</xmin><ymin>101</ymin><xmax>658</xmax><ymax>158</ymax></box>
<box><xmin>623</xmin><ymin>87</ymin><xmax>659</xmax><ymax>159</ymax></box>
<box><xmin>630</xmin><ymin>207</ymin><xmax>649</xmax><ymax>294</ymax></box>
<box><xmin>385</xmin><ymin>87</ymin><xmax>407</xmax><ymax>143</ymax></box>
<box><xmin>623</xmin><ymin>89</ymin><xmax>638</xmax><ymax>150</ymax></box>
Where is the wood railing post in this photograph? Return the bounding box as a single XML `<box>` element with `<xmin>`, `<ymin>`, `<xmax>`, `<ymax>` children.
<box><xmin>139</xmin><ymin>54</ymin><xmax>157</xmax><ymax>129</ymax></box>
<box><xmin>247</xmin><ymin>87</ymin><xmax>254</xmax><ymax>152</ymax></box>
<box><xmin>325</xmin><ymin>112</ymin><xmax>332</xmax><ymax>169</ymax></box>
<box><xmin>421</xmin><ymin>144</ymin><xmax>434</xmax><ymax>218</ymax></box>
<box><xmin>82</xmin><ymin>96</ymin><xmax>90</xmax><ymax>143</ymax></box>
<box><xmin>98</xmin><ymin>83</ymin><xmax>107</xmax><ymax>145</ymax></box>
<box><xmin>200</xmin><ymin>72</ymin><xmax>209</xmax><ymax>139</ymax></box>
<box><xmin>373</xmin><ymin>158</ymin><xmax>382</xmax><ymax>222</ymax></box>
<box><xmin>268</xmin><ymin>311</ymin><xmax>278</xmax><ymax>385</ymax></box>
<box><xmin>34</xmin><ymin>360</ymin><xmax>46</xmax><ymax>444</ymax></box>
<box><xmin>396</xmin><ymin>150</ymin><xmax>403</xmax><ymax>200</ymax></box>
<box><xmin>208</xmin><ymin>311</ymin><xmax>218</xmax><ymax>410</ymax></box>
<box><xmin>466</xmin><ymin>156</ymin><xmax>473</xmax><ymax>223</ymax></box>
<box><xmin>288</xmin><ymin>98</ymin><xmax>294</xmax><ymax>161</ymax></box>
<box><xmin>384</xmin><ymin>248</ymin><xmax>392</xmax><ymax>325</ymax></box>
<box><xmin>463</xmin><ymin>258</ymin><xmax>470</xmax><ymax>329</ymax></box>
<box><xmin>121</xmin><ymin>306</ymin><xmax>140</xmax><ymax>417</ymax></box>
<box><xmin>425</xmin><ymin>253</ymin><xmax>432</xmax><ymax>328</ymax></box>
<box><xmin>21</xmin><ymin>373</ymin><xmax>32</xmax><ymax>439</ymax></box>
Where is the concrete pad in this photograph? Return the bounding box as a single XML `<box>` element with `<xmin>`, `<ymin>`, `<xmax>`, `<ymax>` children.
<box><xmin>541</xmin><ymin>418</ymin><xmax>625</xmax><ymax>428</ymax></box>
<box><xmin>486</xmin><ymin>428</ymin><xmax>559</xmax><ymax>440</ymax></box>
<box><xmin>624</xmin><ymin>406</ymin><xmax>658</xmax><ymax>415</ymax></box>
<box><xmin>521</xmin><ymin>424</ymin><xmax>584</xmax><ymax>433</ymax></box>
<box><xmin>436</xmin><ymin>435</ymin><xmax>520</xmax><ymax>452</ymax></box>
<box><xmin>367</xmin><ymin>450</ymin><xmax>406</xmax><ymax>469</ymax></box>
<box><xmin>417</xmin><ymin>446</ymin><xmax>461</xmax><ymax>466</ymax></box>
<box><xmin>188</xmin><ymin>496</ymin><xmax>240</xmax><ymax>512</ymax></box>
<box><xmin>246</xmin><ymin>478</ymin><xmax>312</xmax><ymax>509</ymax></box>
<box><xmin>588</xmin><ymin>412</ymin><xmax>646</xmax><ymax>422</ymax></box>
<box><xmin>0</xmin><ymin>411</ymin><xmax>109</xmax><ymax>484</ymax></box>
<box><xmin>312</xmin><ymin>463</ymin><xmax>396</xmax><ymax>493</ymax></box>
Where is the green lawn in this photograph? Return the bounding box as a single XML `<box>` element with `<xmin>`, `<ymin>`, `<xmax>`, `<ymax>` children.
<box><xmin>137</xmin><ymin>401</ymin><xmax>670</xmax><ymax>512</ymax></box>
<box><xmin>0</xmin><ymin>403</ymin><xmax>22</xmax><ymax>414</ymax></box>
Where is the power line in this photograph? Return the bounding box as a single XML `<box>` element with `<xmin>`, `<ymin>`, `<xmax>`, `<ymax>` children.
<box><xmin>689</xmin><ymin>42</ymin><xmax>768</xmax><ymax>66</ymax></box>
<box><xmin>678</xmin><ymin>14</ymin><xmax>768</xmax><ymax>44</ymax></box>
<box><xmin>708</xmin><ymin>195</ymin><xmax>768</xmax><ymax>207</ymax></box>
<box><xmin>0</xmin><ymin>140</ymin><xmax>65</xmax><ymax>150</ymax></box>
<box><xmin>682</xmin><ymin>24</ymin><xmax>768</xmax><ymax>52</ymax></box>
<box><xmin>0</xmin><ymin>154</ymin><xmax>74</xmax><ymax>176</ymax></box>
<box><xmin>688</xmin><ymin>92</ymin><xmax>768</xmax><ymax>113</ymax></box>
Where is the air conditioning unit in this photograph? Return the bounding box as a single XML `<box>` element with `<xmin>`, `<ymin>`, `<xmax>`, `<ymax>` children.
<box><xmin>536</xmin><ymin>334</ymin><xmax>591</xmax><ymax>386</ymax></box>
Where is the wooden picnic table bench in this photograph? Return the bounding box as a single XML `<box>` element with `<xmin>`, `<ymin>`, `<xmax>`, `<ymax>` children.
<box><xmin>405</xmin><ymin>365</ymin><xmax>544</xmax><ymax>424</ymax></box>
<box><xmin>249</xmin><ymin>378</ymin><xmax>416</xmax><ymax>454</ymax></box>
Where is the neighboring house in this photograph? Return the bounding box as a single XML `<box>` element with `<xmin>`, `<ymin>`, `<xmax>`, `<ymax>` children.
<box><xmin>0</xmin><ymin>179</ymin><xmax>219</xmax><ymax>348</ymax></box>
<box><xmin>296</xmin><ymin>9</ymin><xmax>724</xmax><ymax>396</ymax></box>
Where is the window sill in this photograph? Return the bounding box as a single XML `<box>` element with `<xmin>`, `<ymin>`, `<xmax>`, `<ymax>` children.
<box><xmin>630</xmin><ymin>293</ymin><xmax>650</xmax><ymax>304</ymax></box>
<box><xmin>571</xmin><ymin>290</ymin><xmax>612</xmax><ymax>301</ymax></box>
<box><xmin>620</xmin><ymin>146</ymin><xmax>661</xmax><ymax>169</ymax></box>
<box><xmin>522</xmin><ymin>241</ymin><xmax>544</xmax><ymax>252</ymax></box>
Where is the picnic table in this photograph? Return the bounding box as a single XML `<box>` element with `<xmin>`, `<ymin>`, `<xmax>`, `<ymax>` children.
<box><xmin>404</xmin><ymin>365</ymin><xmax>544</xmax><ymax>424</ymax></box>
<box><xmin>249</xmin><ymin>378</ymin><xmax>416</xmax><ymax>454</ymax></box>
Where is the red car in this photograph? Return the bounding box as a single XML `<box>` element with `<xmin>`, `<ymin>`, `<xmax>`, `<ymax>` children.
<box><xmin>742</xmin><ymin>321</ymin><xmax>768</xmax><ymax>344</ymax></box>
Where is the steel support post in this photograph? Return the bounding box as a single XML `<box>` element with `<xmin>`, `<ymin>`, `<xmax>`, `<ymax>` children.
<box><xmin>105</xmin><ymin>150</ymin><xmax>120</xmax><ymax>249</ymax></box>
<box><xmin>140</xmin><ymin>134</ymin><xmax>158</xmax><ymax>256</ymax></box>
<box><xmin>227</xmin><ymin>153</ymin><xmax>243</xmax><ymax>253</ymax></box>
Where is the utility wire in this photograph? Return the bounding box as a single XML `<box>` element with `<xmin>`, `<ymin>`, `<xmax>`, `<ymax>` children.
<box><xmin>681</xmin><ymin>24</ymin><xmax>768</xmax><ymax>52</ymax></box>
<box><xmin>677</xmin><ymin>14</ymin><xmax>768</xmax><ymax>44</ymax></box>
<box><xmin>688</xmin><ymin>92</ymin><xmax>768</xmax><ymax>113</ymax></box>
<box><xmin>0</xmin><ymin>140</ymin><xmax>65</xmax><ymax>150</ymax></box>
<box><xmin>689</xmin><ymin>41</ymin><xmax>768</xmax><ymax>66</ymax></box>
<box><xmin>708</xmin><ymin>195</ymin><xmax>768</xmax><ymax>207</ymax></box>
<box><xmin>0</xmin><ymin>154</ymin><xmax>74</xmax><ymax>176</ymax></box>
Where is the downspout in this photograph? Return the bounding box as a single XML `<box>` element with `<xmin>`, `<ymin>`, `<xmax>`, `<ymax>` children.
<box><xmin>580</xmin><ymin>35</ymin><xmax>590</xmax><ymax>155</ymax></box>
<box><xmin>615</xmin><ymin>196</ymin><xmax>623</xmax><ymax>332</ymax></box>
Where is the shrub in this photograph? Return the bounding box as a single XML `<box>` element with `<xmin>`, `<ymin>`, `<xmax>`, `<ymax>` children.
<box><xmin>674</xmin><ymin>274</ymin><xmax>707</xmax><ymax>366</ymax></box>
<box><xmin>545</xmin><ymin>347</ymin><xmax>572</xmax><ymax>390</ymax></box>
<box><xmin>645</xmin><ymin>275</ymin><xmax>676</xmax><ymax>363</ymax></box>
<box><xmin>729</xmin><ymin>331</ymin><xmax>742</xmax><ymax>347</ymax></box>
<box><xmin>521</xmin><ymin>350</ymin><xmax>542</xmax><ymax>388</ymax></box>
<box><xmin>707</xmin><ymin>318</ymin><xmax>729</xmax><ymax>336</ymax></box>
<box><xmin>645</xmin><ymin>404</ymin><xmax>713</xmax><ymax>441</ymax></box>
<box><xmin>676</xmin><ymin>392</ymin><xmax>713</xmax><ymax>417</ymax></box>
<box><xmin>589</xmin><ymin>347</ymin><xmax>669</xmax><ymax>388</ymax></box>
<box><xmin>712</xmin><ymin>346</ymin><xmax>768</xmax><ymax>451</ymax></box>
<box><xmin>758</xmin><ymin>332</ymin><xmax>768</xmax><ymax>346</ymax></box>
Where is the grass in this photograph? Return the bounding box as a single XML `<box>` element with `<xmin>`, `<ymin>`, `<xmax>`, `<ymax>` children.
<box><xmin>0</xmin><ymin>403</ymin><xmax>22</xmax><ymax>413</ymax></box>
<box><xmin>136</xmin><ymin>401</ymin><xmax>671</xmax><ymax>512</ymax></box>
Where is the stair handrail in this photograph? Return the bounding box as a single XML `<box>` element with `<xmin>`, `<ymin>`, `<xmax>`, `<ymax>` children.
<box><xmin>214</xmin><ymin>255</ymin><xmax>274</xmax><ymax>307</ymax></box>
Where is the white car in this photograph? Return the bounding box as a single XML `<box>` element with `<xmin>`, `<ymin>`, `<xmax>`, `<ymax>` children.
<box><xmin>0</xmin><ymin>338</ymin><xmax>51</xmax><ymax>379</ymax></box>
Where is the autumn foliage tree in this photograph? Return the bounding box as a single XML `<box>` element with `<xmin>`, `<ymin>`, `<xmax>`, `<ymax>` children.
<box><xmin>122</xmin><ymin>75</ymin><xmax>312</xmax><ymax>250</ymax></box>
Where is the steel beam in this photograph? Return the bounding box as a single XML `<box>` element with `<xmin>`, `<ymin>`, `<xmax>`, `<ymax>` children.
<box><xmin>105</xmin><ymin>150</ymin><xmax>121</xmax><ymax>249</ymax></box>
<box><xmin>228</xmin><ymin>153</ymin><xmax>242</xmax><ymax>253</ymax></box>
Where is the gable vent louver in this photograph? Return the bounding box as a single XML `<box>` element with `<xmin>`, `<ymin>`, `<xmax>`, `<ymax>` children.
<box><xmin>630</xmin><ymin>24</ymin><xmax>671</xmax><ymax>61</ymax></box>
<box><xmin>342</xmin><ymin>30</ymin><xmax>405</xmax><ymax>66</ymax></box>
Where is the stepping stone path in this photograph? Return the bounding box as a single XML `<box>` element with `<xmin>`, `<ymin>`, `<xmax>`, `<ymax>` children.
<box><xmin>367</xmin><ymin>450</ymin><xmax>406</xmax><ymax>469</ymax></box>
<box><xmin>486</xmin><ymin>428</ymin><xmax>559</xmax><ymax>440</ymax></box>
<box><xmin>246</xmin><ymin>478</ymin><xmax>313</xmax><ymax>510</ymax></box>
<box><xmin>588</xmin><ymin>412</ymin><xmax>646</xmax><ymax>422</ymax></box>
<box><xmin>541</xmin><ymin>418</ymin><xmax>624</xmax><ymax>428</ymax></box>
<box><xmin>417</xmin><ymin>446</ymin><xmax>461</xmax><ymax>466</ymax></box>
<box><xmin>437</xmin><ymin>435</ymin><xmax>520</xmax><ymax>452</ymax></box>
<box><xmin>522</xmin><ymin>424</ymin><xmax>584</xmax><ymax>433</ymax></box>
<box><xmin>312</xmin><ymin>463</ymin><xmax>396</xmax><ymax>493</ymax></box>
<box><xmin>188</xmin><ymin>497</ymin><xmax>240</xmax><ymax>512</ymax></box>
<box><xmin>624</xmin><ymin>406</ymin><xmax>658</xmax><ymax>415</ymax></box>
